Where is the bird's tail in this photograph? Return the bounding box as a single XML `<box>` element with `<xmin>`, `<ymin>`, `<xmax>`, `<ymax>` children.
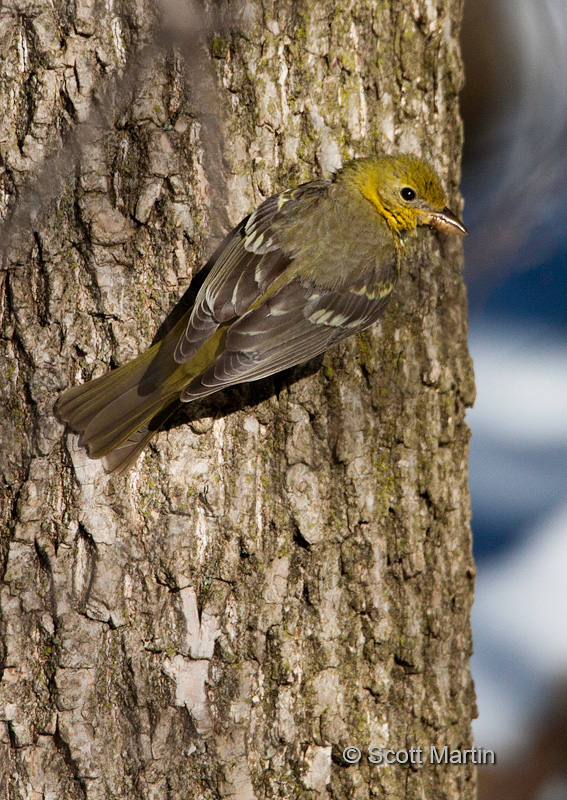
<box><xmin>56</xmin><ymin>312</ymin><xmax>195</xmax><ymax>474</ymax></box>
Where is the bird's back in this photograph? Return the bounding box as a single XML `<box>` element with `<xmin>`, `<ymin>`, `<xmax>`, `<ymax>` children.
<box><xmin>279</xmin><ymin>179</ymin><xmax>399</xmax><ymax>292</ymax></box>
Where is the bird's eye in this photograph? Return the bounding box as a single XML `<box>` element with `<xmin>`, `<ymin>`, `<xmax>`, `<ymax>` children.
<box><xmin>400</xmin><ymin>187</ymin><xmax>416</xmax><ymax>201</ymax></box>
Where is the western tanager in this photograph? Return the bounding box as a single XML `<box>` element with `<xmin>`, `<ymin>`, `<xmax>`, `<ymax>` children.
<box><xmin>56</xmin><ymin>154</ymin><xmax>467</xmax><ymax>473</ymax></box>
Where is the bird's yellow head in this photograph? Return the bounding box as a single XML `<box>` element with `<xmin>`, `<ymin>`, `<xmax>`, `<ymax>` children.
<box><xmin>338</xmin><ymin>154</ymin><xmax>467</xmax><ymax>238</ymax></box>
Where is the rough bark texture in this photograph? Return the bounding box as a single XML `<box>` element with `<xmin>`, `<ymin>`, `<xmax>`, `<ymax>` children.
<box><xmin>0</xmin><ymin>1</ymin><xmax>476</xmax><ymax>799</ymax></box>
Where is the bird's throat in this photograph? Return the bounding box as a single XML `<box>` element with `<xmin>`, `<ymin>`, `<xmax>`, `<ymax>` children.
<box><xmin>354</xmin><ymin>179</ymin><xmax>411</xmax><ymax>236</ymax></box>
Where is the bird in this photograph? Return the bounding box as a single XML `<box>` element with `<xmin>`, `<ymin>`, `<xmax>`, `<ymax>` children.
<box><xmin>55</xmin><ymin>153</ymin><xmax>467</xmax><ymax>474</ymax></box>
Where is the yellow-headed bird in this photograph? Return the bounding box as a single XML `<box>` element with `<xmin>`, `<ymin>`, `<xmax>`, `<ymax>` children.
<box><xmin>56</xmin><ymin>154</ymin><xmax>467</xmax><ymax>473</ymax></box>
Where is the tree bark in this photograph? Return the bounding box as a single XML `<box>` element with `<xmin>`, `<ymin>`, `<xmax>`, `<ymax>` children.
<box><xmin>0</xmin><ymin>1</ymin><xmax>476</xmax><ymax>799</ymax></box>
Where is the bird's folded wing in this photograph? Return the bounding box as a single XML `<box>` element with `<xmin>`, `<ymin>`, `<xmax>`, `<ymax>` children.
<box><xmin>180</xmin><ymin>273</ymin><xmax>393</xmax><ymax>401</ymax></box>
<box><xmin>174</xmin><ymin>180</ymin><xmax>331</xmax><ymax>363</ymax></box>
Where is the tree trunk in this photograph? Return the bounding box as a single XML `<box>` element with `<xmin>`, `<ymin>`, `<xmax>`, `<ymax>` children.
<box><xmin>0</xmin><ymin>1</ymin><xmax>476</xmax><ymax>798</ymax></box>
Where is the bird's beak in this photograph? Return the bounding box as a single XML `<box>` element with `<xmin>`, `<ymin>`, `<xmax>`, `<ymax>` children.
<box><xmin>426</xmin><ymin>207</ymin><xmax>468</xmax><ymax>237</ymax></box>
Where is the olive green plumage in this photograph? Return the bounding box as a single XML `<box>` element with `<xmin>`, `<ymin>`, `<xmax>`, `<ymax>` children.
<box><xmin>56</xmin><ymin>154</ymin><xmax>466</xmax><ymax>474</ymax></box>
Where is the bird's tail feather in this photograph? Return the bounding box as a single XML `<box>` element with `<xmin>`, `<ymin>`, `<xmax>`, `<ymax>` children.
<box><xmin>56</xmin><ymin>314</ymin><xmax>192</xmax><ymax>472</ymax></box>
<box><xmin>99</xmin><ymin>401</ymin><xmax>181</xmax><ymax>475</ymax></box>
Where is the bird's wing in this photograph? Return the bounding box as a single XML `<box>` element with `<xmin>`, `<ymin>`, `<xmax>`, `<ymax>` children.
<box><xmin>180</xmin><ymin>268</ymin><xmax>395</xmax><ymax>401</ymax></box>
<box><xmin>174</xmin><ymin>180</ymin><xmax>331</xmax><ymax>363</ymax></box>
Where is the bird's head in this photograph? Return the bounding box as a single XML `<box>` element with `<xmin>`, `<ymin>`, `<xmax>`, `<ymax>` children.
<box><xmin>339</xmin><ymin>154</ymin><xmax>468</xmax><ymax>238</ymax></box>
